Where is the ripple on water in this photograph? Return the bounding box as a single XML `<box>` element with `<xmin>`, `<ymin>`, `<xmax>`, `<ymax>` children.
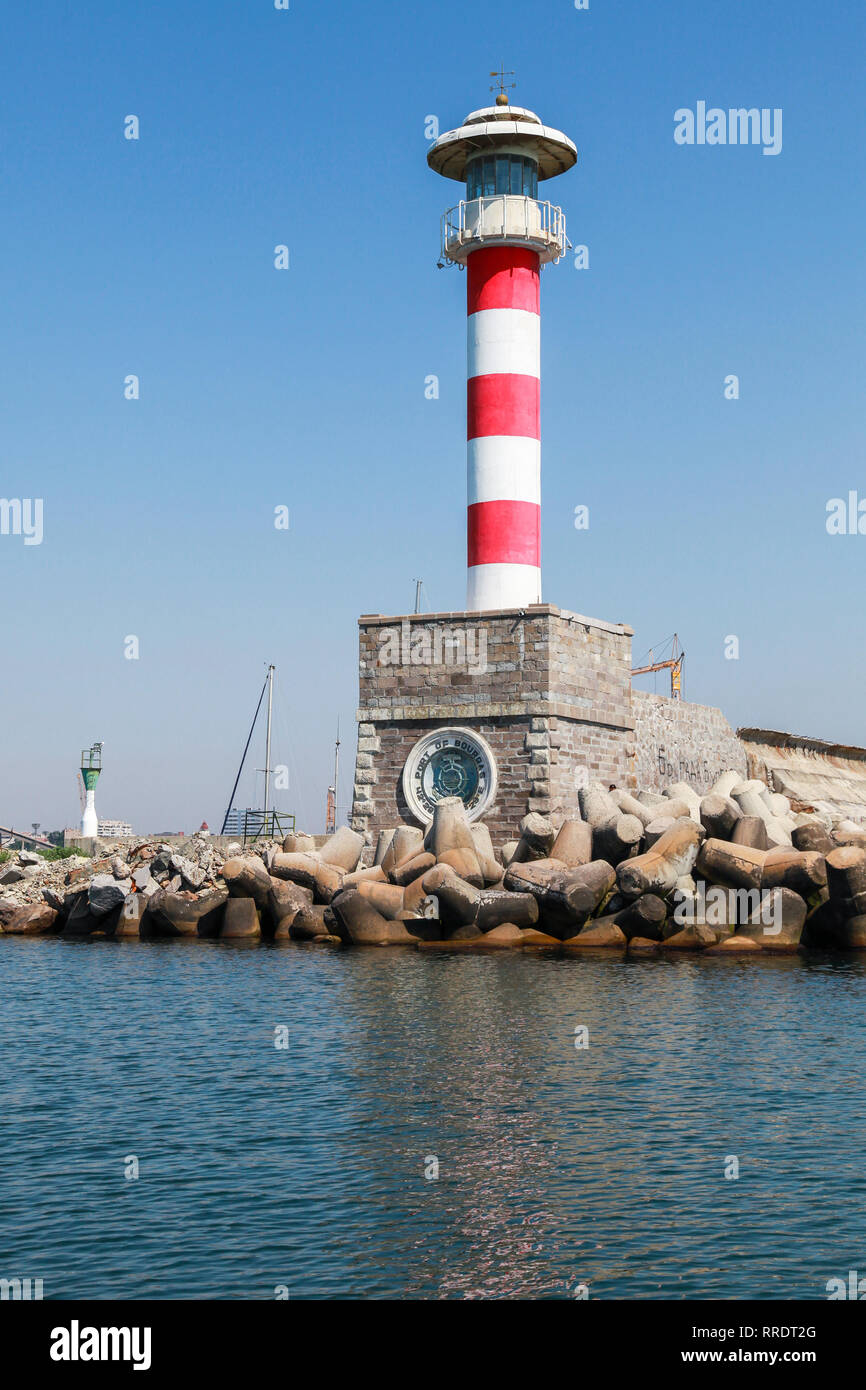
<box><xmin>1</xmin><ymin>938</ymin><xmax>865</xmax><ymax>1298</ymax></box>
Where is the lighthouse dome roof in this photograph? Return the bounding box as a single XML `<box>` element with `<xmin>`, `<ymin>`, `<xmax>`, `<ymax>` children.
<box><xmin>427</xmin><ymin>103</ymin><xmax>576</xmax><ymax>182</ymax></box>
<box><xmin>462</xmin><ymin>104</ymin><xmax>544</xmax><ymax>126</ymax></box>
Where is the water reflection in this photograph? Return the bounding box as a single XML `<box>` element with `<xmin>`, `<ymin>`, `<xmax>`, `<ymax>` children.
<box><xmin>1</xmin><ymin>940</ymin><xmax>865</xmax><ymax>1298</ymax></box>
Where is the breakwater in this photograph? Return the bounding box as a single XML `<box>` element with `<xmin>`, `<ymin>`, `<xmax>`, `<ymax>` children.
<box><xmin>4</xmin><ymin>772</ymin><xmax>866</xmax><ymax>953</ymax></box>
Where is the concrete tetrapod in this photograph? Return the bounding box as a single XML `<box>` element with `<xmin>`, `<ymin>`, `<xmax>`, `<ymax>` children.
<box><xmin>262</xmin><ymin>852</ymin><xmax>320</xmax><ymax>892</ymax></box>
<box><xmin>268</xmin><ymin>877</ymin><xmax>313</xmax><ymax>935</ymax></box>
<box><xmin>736</xmin><ymin>887</ymin><xmax>807</xmax><ymax>952</ymax></box>
<box><xmin>832</xmin><ymin>828</ymin><xmax>866</xmax><ymax>850</ymax></box>
<box><xmin>650</xmin><ymin>799</ymin><xmax>693</xmax><ymax>825</ymax></box>
<box><xmin>343</xmin><ymin>865</ymin><xmax>387</xmax><ymax>887</ymax></box>
<box><xmin>732</xmin><ymin>789</ymin><xmax>791</xmax><ymax>847</ymax></box>
<box><xmin>288</xmin><ymin>905</ymin><xmax>333</xmax><ymax>940</ymax></box>
<box><xmin>317</xmin><ymin>826</ymin><xmax>364</xmax><ymax>873</ymax></box>
<box><xmin>373</xmin><ymin>828</ymin><xmax>396</xmax><ymax>866</ymax></box>
<box><xmin>617</xmin><ymin>822</ymin><xmax>703</xmax><ymax>900</ymax></box>
<box><xmin>550</xmin><ymin>819</ymin><xmax>593</xmax><ymax>867</ymax></box>
<box><xmin>512</xmin><ymin>812</ymin><xmax>557</xmax><ymax>862</ymax></box>
<box><xmin>503</xmin><ymin>858</ymin><xmax>569</xmax><ymax>900</ymax></box>
<box><xmin>592</xmin><ymin>814</ymin><xmax>643</xmax><ymax>867</ymax></box>
<box><xmin>696</xmin><ymin>839</ymin><xmax>766</xmax><ymax>893</ymax></box>
<box><xmin>311</xmin><ymin>862</ymin><xmax>347</xmax><ymax>903</ymax></box>
<box><xmin>221</xmin><ymin>897</ymin><xmax>261</xmax><ymax>939</ymax></box>
<box><xmin>710</xmin><ymin>770</ymin><xmax>745</xmax><ymax>799</ymax></box>
<box><xmin>381</xmin><ymin>827</ymin><xmax>424</xmax><ymax>876</ymax></box>
<box><xmin>355</xmin><ymin>881</ymin><xmax>407</xmax><ymax>919</ymax></box>
<box><xmin>421</xmin><ymin>864</ymin><xmax>481</xmax><ymax>928</ymax></box>
<box><xmin>539</xmin><ymin>861</ymin><xmax>617</xmax><ymax>936</ymax></box>
<box><xmin>644</xmin><ymin>817</ymin><xmax>677</xmax><ymax>848</ymax></box>
<box><xmin>825</xmin><ymin>846</ymin><xmax>866</xmax><ymax>945</ymax></box>
<box><xmin>146</xmin><ymin>886</ymin><xmax>228</xmax><ymax>938</ymax></box>
<box><xmin>792</xmin><ymin>823</ymin><xmax>835</xmax><ymax>856</ymax></box>
<box><xmin>425</xmin><ymin>797</ymin><xmax>481</xmax><ymax>868</ymax></box>
<box><xmin>437</xmin><ymin>848</ymin><xmax>484</xmax><ymax>886</ymax></box>
<box><xmin>565</xmin><ymin>919</ymin><xmax>628</xmax><ymax>949</ymax></box>
<box><xmin>609</xmin><ymin>790</ymin><xmax>658</xmax><ymax>827</ymax></box>
<box><xmin>330</xmin><ymin>889</ymin><xmax>419</xmax><ymax>946</ymax></box>
<box><xmin>761</xmin><ymin>848</ymin><xmax>827</xmax><ymax>907</ymax></box>
<box><xmin>475</xmin><ymin>888</ymin><xmax>539</xmax><ymax>933</ymax></box>
<box><xmin>664</xmin><ymin>783</ymin><xmax>703</xmax><ymax>821</ymax></box>
<box><xmin>470</xmin><ymin>822</ymin><xmax>503</xmax><ymax>885</ymax></box>
<box><xmin>825</xmin><ymin>846</ymin><xmax>866</xmax><ymax>916</ymax></box>
<box><xmin>731</xmin><ymin>817</ymin><xmax>770</xmax><ymax>851</ymax></box>
<box><xmin>612</xmin><ymin>894</ymin><xmax>668</xmax><ymax>941</ymax></box>
<box><xmin>563</xmin><ymin>895</ymin><xmax>665</xmax><ymax>948</ymax></box>
<box><xmin>578</xmin><ymin>786</ymin><xmax>619</xmax><ymax>829</ymax></box>
<box><xmin>390</xmin><ymin>852</ymin><xmax>436</xmax><ymax>887</ymax></box>
<box><xmin>637</xmin><ymin>790</ymin><xmax>667</xmax><ymax>809</ymax></box>
<box><xmin>115</xmin><ymin>895</ymin><xmax>149</xmax><ymax>938</ymax></box>
<box><xmin>699</xmin><ymin>794</ymin><xmax>742</xmax><ymax>841</ymax></box>
<box><xmin>661</xmin><ymin>923</ymin><xmax>717</xmax><ymax>951</ymax></box>
<box><xmin>282</xmin><ymin>832</ymin><xmax>318</xmax><ymax>854</ymax></box>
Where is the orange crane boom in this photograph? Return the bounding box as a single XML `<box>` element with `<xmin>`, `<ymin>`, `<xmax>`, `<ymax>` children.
<box><xmin>631</xmin><ymin>635</ymin><xmax>684</xmax><ymax>700</ymax></box>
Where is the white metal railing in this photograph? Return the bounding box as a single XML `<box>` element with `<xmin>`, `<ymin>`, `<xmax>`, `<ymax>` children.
<box><xmin>441</xmin><ymin>196</ymin><xmax>570</xmax><ymax>263</ymax></box>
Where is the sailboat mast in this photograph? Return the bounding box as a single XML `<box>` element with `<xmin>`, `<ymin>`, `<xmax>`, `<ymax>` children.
<box><xmin>264</xmin><ymin>664</ymin><xmax>275</xmax><ymax>821</ymax></box>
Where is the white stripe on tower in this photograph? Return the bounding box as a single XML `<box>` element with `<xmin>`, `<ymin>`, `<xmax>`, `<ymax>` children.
<box><xmin>467</xmin><ymin>307</ymin><xmax>540</xmax><ymax>379</ymax></box>
<box><xmin>466</xmin><ymin>246</ymin><xmax>541</xmax><ymax>611</ymax></box>
<box><xmin>468</xmin><ymin>437</ymin><xmax>540</xmax><ymax>506</ymax></box>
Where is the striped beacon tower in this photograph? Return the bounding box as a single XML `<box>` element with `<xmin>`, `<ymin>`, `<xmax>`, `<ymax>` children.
<box><xmin>428</xmin><ymin>77</ymin><xmax>576</xmax><ymax>611</ymax></box>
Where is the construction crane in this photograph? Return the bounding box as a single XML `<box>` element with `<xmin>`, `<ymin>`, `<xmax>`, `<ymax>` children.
<box><xmin>631</xmin><ymin>633</ymin><xmax>684</xmax><ymax>701</ymax></box>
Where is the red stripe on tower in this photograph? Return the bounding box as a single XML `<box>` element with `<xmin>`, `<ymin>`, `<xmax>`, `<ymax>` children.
<box><xmin>466</xmin><ymin>245</ymin><xmax>541</xmax><ymax>607</ymax></box>
<box><xmin>467</xmin><ymin>247</ymin><xmax>540</xmax><ymax>315</ymax></box>
<box><xmin>467</xmin><ymin>499</ymin><xmax>541</xmax><ymax>567</ymax></box>
<box><xmin>467</xmin><ymin>374</ymin><xmax>540</xmax><ymax>441</ymax></box>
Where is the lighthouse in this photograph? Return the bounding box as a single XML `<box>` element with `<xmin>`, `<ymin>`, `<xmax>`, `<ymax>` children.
<box><xmin>428</xmin><ymin>80</ymin><xmax>576</xmax><ymax>612</ymax></box>
<box><xmin>351</xmin><ymin>81</ymin><xmax>629</xmax><ymax>846</ymax></box>
<box><xmin>80</xmin><ymin>741</ymin><xmax>103</xmax><ymax>838</ymax></box>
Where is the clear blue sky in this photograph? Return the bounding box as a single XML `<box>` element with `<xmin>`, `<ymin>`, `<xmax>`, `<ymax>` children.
<box><xmin>2</xmin><ymin>0</ymin><xmax>863</xmax><ymax>834</ymax></box>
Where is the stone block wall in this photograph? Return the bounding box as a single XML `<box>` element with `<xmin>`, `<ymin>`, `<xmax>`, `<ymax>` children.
<box><xmin>631</xmin><ymin>689</ymin><xmax>747</xmax><ymax>794</ymax></box>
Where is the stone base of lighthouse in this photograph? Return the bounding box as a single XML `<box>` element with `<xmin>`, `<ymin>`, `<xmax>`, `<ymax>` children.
<box><xmin>351</xmin><ymin>605</ymin><xmax>634</xmax><ymax>844</ymax></box>
<box><xmin>350</xmin><ymin>604</ymin><xmax>748</xmax><ymax>844</ymax></box>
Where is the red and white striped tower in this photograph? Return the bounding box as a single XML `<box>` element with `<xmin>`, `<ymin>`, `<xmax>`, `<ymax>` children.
<box><xmin>428</xmin><ymin>91</ymin><xmax>576</xmax><ymax>611</ymax></box>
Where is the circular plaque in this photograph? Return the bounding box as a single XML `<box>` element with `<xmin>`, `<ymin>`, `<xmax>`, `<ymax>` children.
<box><xmin>402</xmin><ymin>727</ymin><xmax>498</xmax><ymax>824</ymax></box>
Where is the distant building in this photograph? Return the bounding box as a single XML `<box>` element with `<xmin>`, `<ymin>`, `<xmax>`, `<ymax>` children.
<box><xmin>222</xmin><ymin>808</ymin><xmax>260</xmax><ymax>836</ymax></box>
<box><xmin>97</xmin><ymin>819</ymin><xmax>134</xmax><ymax>839</ymax></box>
